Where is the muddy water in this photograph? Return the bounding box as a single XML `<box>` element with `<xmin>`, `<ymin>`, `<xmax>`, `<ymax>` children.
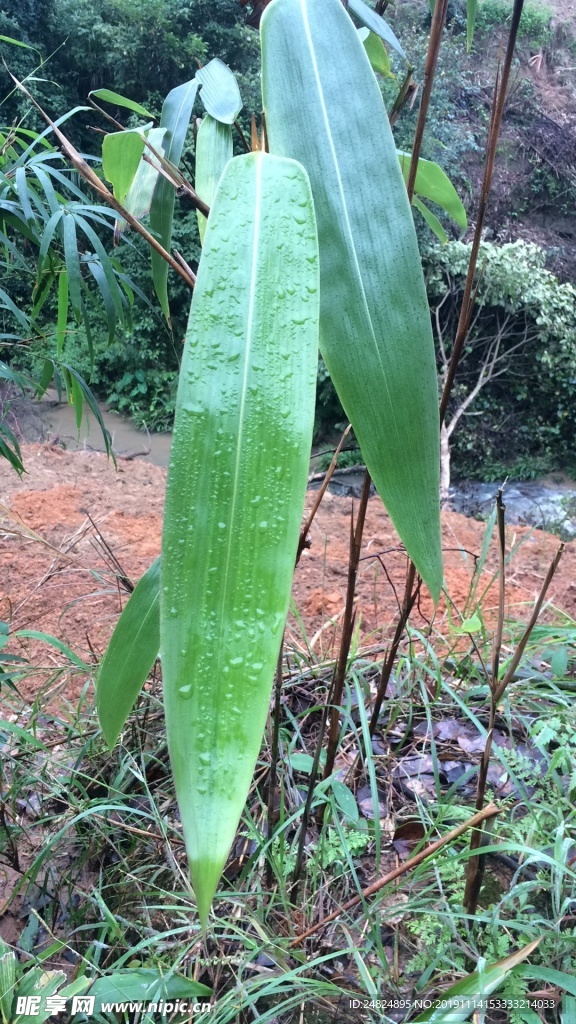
<box><xmin>35</xmin><ymin>392</ymin><xmax>173</xmax><ymax>467</ymax></box>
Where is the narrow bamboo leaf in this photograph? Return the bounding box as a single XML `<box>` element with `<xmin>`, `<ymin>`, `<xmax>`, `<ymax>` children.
<box><xmin>31</xmin><ymin>270</ymin><xmax>55</xmax><ymax>323</ymax></box>
<box><xmin>262</xmin><ymin>0</ymin><xmax>443</xmax><ymax>599</ymax></box>
<box><xmin>62</xmin><ymin>213</ymin><xmax>82</xmax><ymax>321</ymax></box>
<box><xmin>38</xmin><ymin>357</ymin><xmax>53</xmax><ymax>397</ymax></box>
<box><xmin>114</xmin><ymin>127</ymin><xmax>167</xmax><ymax>238</ymax></box>
<box><xmin>73</xmin><ymin>214</ymin><xmax>126</xmax><ymax>331</ymax></box>
<box><xmin>55</xmin><ymin>271</ymin><xmax>68</xmax><ymax>356</ymax></box>
<box><xmin>86</xmin><ymin>260</ymin><xmax>116</xmax><ymax>342</ymax></box>
<box><xmin>413</xmin><ymin>195</ymin><xmax>448</xmax><ymax>243</ymax></box>
<box><xmin>347</xmin><ymin>0</ymin><xmax>406</xmax><ymax>60</ymax></box>
<box><xmin>70</xmin><ymin>371</ymin><xmax>83</xmax><ymax>429</ymax></box>
<box><xmin>414</xmin><ymin>940</ymin><xmax>541</xmax><ymax>1022</ymax></box>
<box><xmin>38</xmin><ymin>209</ymin><xmax>63</xmax><ymax>271</ymax></box>
<box><xmin>32</xmin><ymin>164</ymin><xmax>60</xmax><ymax>216</ymax></box>
<box><xmin>514</xmin><ymin>966</ymin><xmax>576</xmax><ymax>998</ymax></box>
<box><xmin>89</xmin><ymin>88</ymin><xmax>155</xmax><ymax>119</ymax></box>
<box><xmin>398</xmin><ymin>150</ymin><xmax>467</xmax><ymax>229</ymax></box>
<box><xmin>14</xmin><ymin>166</ymin><xmax>35</xmax><ymax>224</ymax></box>
<box><xmin>150</xmin><ymin>79</ymin><xmax>199</xmax><ymax>320</ymax></box>
<box><xmin>0</xmin><ymin>287</ymin><xmax>30</xmax><ymax>333</ymax></box>
<box><xmin>14</xmin><ymin>631</ymin><xmax>91</xmax><ymax>669</ymax></box>
<box><xmin>196</xmin><ymin>58</ymin><xmax>243</xmax><ymax>124</ymax></box>
<box><xmin>195</xmin><ymin>115</ymin><xmax>233</xmax><ymax>244</ymax></box>
<box><xmin>0</xmin><ymin>421</ymin><xmax>24</xmax><ymax>475</ymax></box>
<box><xmin>358</xmin><ymin>27</ymin><xmax>394</xmax><ymax>78</ymax></box>
<box><xmin>102</xmin><ymin>130</ymin><xmax>145</xmax><ymax>204</ymax></box>
<box><xmin>60</xmin><ymin>363</ymin><xmax>115</xmax><ymax>460</ymax></box>
<box><xmin>467</xmin><ymin>0</ymin><xmax>477</xmax><ymax>51</ymax></box>
<box><xmin>161</xmin><ymin>152</ymin><xmax>318</xmax><ymax>925</ymax></box>
<box><xmin>96</xmin><ymin>557</ymin><xmax>161</xmax><ymax>748</ymax></box>
<box><xmin>0</xmin><ymin>34</ymin><xmax>34</xmax><ymax>47</ymax></box>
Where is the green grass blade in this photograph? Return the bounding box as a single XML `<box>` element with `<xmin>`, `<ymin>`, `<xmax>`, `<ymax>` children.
<box><xmin>149</xmin><ymin>78</ymin><xmax>198</xmax><ymax>321</ymax></box>
<box><xmin>96</xmin><ymin>557</ymin><xmax>160</xmax><ymax>748</ymax></box>
<box><xmin>261</xmin><ymin>0</ymin><xmax>443</xmax><ymax>599</ymax></box>
<box><xmin>195</xmin><ymin>115</ymin><xmax>233</xmax><ymax>245</ymax></box>
<box><xmin>414</xmin><ymin>939</ymin><xmax>541</xmax><ymax>1022</ymax></box>
<box><xmin>161</xmin><ymin>152</ymin><xmax>318</xmax><ymax>925</ymax></box>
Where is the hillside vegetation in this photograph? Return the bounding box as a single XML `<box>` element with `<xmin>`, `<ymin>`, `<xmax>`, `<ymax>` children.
<box><xmin>1</xmin><ymin>0</ymin><xmax>576</xmax><ymax>476</ymax></box>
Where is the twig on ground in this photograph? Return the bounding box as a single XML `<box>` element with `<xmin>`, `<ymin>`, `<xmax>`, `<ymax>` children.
<box><xmin>290</xmin><ymin>802</ymin><xmax>500</xmax><ymax>946</ymax></box>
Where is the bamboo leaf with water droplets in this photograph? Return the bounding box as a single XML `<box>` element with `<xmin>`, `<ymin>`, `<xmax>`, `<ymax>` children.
<box><xmin>161</xmin><ymin>152</ymin><xmax>318</xmax><ymax>925</ymax></box>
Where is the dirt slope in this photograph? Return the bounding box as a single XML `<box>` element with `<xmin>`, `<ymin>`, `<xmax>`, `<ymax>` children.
<box><xmin>1</xmin><ymin>445</ymin><xmax>574</xmax><ymax>705</ymax></box>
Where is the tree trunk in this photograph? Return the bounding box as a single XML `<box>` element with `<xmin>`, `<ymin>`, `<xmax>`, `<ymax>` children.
<box><xmin>440</xmin><ymin>422</ymin><xmax>451</xmax><ymax>504</ymax></box>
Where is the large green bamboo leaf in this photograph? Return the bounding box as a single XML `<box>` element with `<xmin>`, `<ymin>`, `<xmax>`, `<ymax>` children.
<box><xmin>102</xmin><ymin>130</ymin><xmax>145</xmax><ymax>205</ymax></box>
<box><xmin>161</xmin><ymin>152</ymin><xmax>318</xmax><ymax>925</ymax></box>
<box><xmin>196</xmin><ymin>58</ymin><xmax>242</xmax><ymax>124</ymax></box>
<box><xmin>149</xmin><ymin>78</ymin><xmax>198</xmax><ymax>321</ymax></box>
<box><xmin>96</xmin><ymin>557</ymin><xmax>160</xmax><ymax>748</ymax></box>
<box><xmin>114</xmin><ymin>127</ymin><xmax>167</xmax><ymax>239</ymax></box>
<box><xmin>261</xmin><ymin>0</ymin><xmax>443</xmax><ymax>599</ymax></box>
<box><xmin>195</xmin><ymin>115</ymin><xmax>233</xmax><ymax>244</ymax></box>
<box><xmin>358</xmin><ymin>27</ymin><xmax>394</xmax><ymax>78</ymax></box>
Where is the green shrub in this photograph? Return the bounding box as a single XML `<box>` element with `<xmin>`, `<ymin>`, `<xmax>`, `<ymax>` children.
<box><xmin>427</xmin><ymin>239</ymin><xmax>576</xmax><ymax>479</ymax></box>
<box><xmin>476</xmin><ymin>0</ymin><xmax>553</xmax><ymax>45</ymax></box>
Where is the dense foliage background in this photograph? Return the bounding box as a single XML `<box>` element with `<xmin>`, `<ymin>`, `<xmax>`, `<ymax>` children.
<box><xmin>1</xmin><ymin>0</ymin><xmax>575</xmax><ymax>475</ymax></box>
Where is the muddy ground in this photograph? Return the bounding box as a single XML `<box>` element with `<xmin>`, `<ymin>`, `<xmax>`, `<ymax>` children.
<box><xmin>1</xmin><ymin>444</ymin><xmax>574</xmax><ymax>706</ymax></box>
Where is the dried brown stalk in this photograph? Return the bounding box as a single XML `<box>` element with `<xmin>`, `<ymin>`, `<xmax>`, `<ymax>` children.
<box><xmin>406</xmin><ymin>0</ymin><xmax>450</xmax><ymax>203</ymax></box>
<box><xmin>323</xmin><ymin>470</ymin><xmax>372</xmax><ymax>781</ymax></box>
<box><xmin>463</xmin><ymin>492</ymin><xmax>564</xmax><ymax>914</ymax></box>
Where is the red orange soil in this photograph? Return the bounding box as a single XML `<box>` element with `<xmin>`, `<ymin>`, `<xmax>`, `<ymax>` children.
<box><xmin>1</xmin><ymin>445</ymin><xmax>575</xmax><ymax>705</ymax></box>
